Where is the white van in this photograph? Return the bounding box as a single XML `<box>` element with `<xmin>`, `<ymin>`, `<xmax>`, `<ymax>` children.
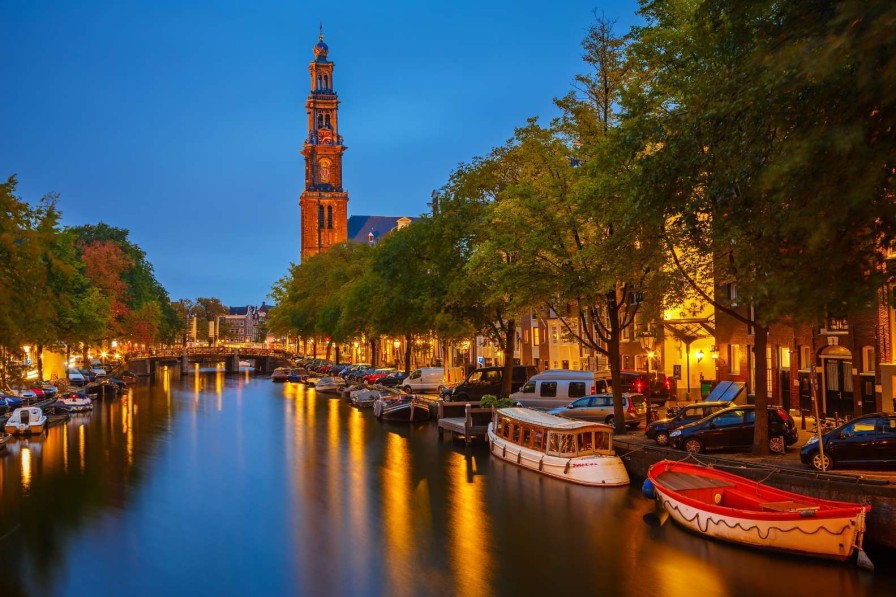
<box><xmin>510</xmin><ymin>370</ymin><xmax>608</xmax><ymax>409</ymax></box>
<box><xmin>403</xmin><ymin>367</ymin><xmax>449</xmax><ymax>394</ymax></box>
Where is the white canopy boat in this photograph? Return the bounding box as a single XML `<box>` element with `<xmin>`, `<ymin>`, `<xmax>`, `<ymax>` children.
<box><xmin>487</xmin><ymin>407</ymin><xmax>629</xmax><ymax>486</ymax></box>
<box><xmin>4</xmin><ymin>406</ymin><xmax>48</xmax><ymax>435</ymax></box>
<box><xmin>313</xmin><ymin>376</ymin><xmax>346</xmax><ymax>394</ymax></box>
<box><xmin>58</xmin><ymin>392</ymin><xmax>93</xmax><ymax>412</ymax></box>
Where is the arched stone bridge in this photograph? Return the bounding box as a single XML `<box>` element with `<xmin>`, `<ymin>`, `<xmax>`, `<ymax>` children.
<box><xmin>126</xmin><ymin>347</ymin><xmax>294</xmax><ymax>376</ymax></box>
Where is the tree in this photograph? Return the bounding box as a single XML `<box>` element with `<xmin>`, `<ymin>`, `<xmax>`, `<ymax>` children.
<box><xmin>622</xmin><ymin>0</ymin><xmax>896</xmax><ymax>453</ymax></box>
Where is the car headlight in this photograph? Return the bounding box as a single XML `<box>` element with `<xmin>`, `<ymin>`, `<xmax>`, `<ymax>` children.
<box><xmin>670</xmin><ymin>430</ymin><xmax>682</xmax><ymax>437</ymax></box>
<box><xmin>805</xmin><ymin>436</ymin><xmax>818</xmax><ymax>446</ymax></box>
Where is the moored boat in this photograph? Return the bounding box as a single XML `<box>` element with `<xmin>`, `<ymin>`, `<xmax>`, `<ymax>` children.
<box><xmin>313</xmin><ymin>376</ymin><xmax>346</xmax><ymax>394</ymax></box>
<box><xmin>487</xmin><ymin>408</ymin><xmax>629</xmax><ymax>487</ymax></box>
<box><xmin>646</xmin><ymin>459</ymin><xmax>871</xmax><ymax>563</ymax></box>
<box><xmin>0</xmin><ymin>432</ymin><xmax>10</xmax><ymax>452</ymax></box>
<box><xmin>271</xmin><ymin>367</ymin><xmax>291</xmax><ymax>383</ymax></box>
<box><xmin>372</xmin><ymin>393</ymin><xmax>429</xmax><ymax>422</ymax></box>
<box><xmin>288</xmin><ymin>368</ymin><xmax>307</xmax><ymax>383</ymax></box>
<box><xmin>4</xmin><ymin>406</ymin><xmax>48</xmax><ymax>435</ymax></box>
<box><xmin>57</xmin><ymin>392</ymin><xmax>93</xmax><ymax>412</ymax></box>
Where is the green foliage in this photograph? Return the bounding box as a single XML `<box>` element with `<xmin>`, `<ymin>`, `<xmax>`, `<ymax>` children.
<box><xmin>479</xmin><ymin>394</ymin><xmax>515</xmax><ymax>408</ymax></box>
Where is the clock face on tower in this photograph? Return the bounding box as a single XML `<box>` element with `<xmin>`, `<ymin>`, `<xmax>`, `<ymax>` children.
<box><xmin>318</xmin><ymin>128</ymin><xmax>333</xmax><ymax>145</ymax></box>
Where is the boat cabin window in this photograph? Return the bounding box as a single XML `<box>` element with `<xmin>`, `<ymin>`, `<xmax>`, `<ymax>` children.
<box><xmin>577</xmin><ymin>432</ymin><xmax>594</xmax><ymax>452</ymax></box>
<box><xmin>594</xmin><ymin>430</ymin><xmax>610</xmax><ymax>452</ymax></box>
<box><xmin>533</xmin><ymin>428</ymin><xmax>545</xmax><ymax>450</ymax></box>
<box><xmin>511</xmin><ymin>424</ymin><xmax>521</xmax><ymax>443</ymax></box>
<box><xmin>501</xmin><ymin>419</ymin><xmax>511</xmax><ymax>438</ymax></box>
<box><xmin>548</xmin><ymin>432</ymin><xmax>576</xmax><ymax>456</ymax></box>
<box><xmin>521</xmin><ymin>426</ymin><xmax>531</xmax><ymax>446</ymax></box>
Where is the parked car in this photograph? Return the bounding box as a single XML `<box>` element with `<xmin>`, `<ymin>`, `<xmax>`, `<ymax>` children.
<box><xmin>669</xmin><ymin>405</ymin><xmax>799</xmax><ymax>454</ymax></box>
<box><xmin>547</xmin><ymin>393</ymin><xmax>647</xmax><ymax>430</ymax></box>
<box><xmin>378</xmin><ymin>371</ymin><xmax>409</xmax><ymax>388</ymax></box>
<box><xmin>595</xmin><ymin>370</ymin><xmax>676</xmax><ymax>407</ymax></box>
<box><xmin>645</xmin><ymin>401</ymin><xmax>730</xmax><ymax>446</ymax></box>
<box><xmin>68</xmin><ymin>369</ymin><xmax>86</xmax><ymax>386</ymax></box>
<box><xmin>800</xmin><ymin>412</ymin><xmax>896</xmax><ymax>471</ymax></box>
<box><xmin>444</xmin><ymin>366</ymin><xmax>536</xmax><ymax>402</ymax></box>
<box><xmin>402</xmin><ymin>367</ymin><xmax>450</xmax><ymax>394</ymax></box>
<box><xmin>363</xmin><ymin>368</ymin><xmax>396</xmax><ymax>385</ymax></box>
<box><xmin>510</xmin><ymin>370</ymin><xmax>598</xmax><ymax>409</ymax></box>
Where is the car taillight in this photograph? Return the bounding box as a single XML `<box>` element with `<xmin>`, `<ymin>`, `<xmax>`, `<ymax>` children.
<box><xmin>664</xmin><ymin>379</ymin><xmax>670</xmax><ymax>389</ymax></box>
<box><xmin>635</xmin><ymin>380</ymin><xmax>643</xmax><ymax>392</ymax></box>
<box><xmin>590</xmin><ymin>383</ymin><xmax>595</xmax><ymax>394</ymax></box>
<box><xmin>775</xmin><ymin>408</ymin><xmax>789</xmax><ymax>422</ymax></box>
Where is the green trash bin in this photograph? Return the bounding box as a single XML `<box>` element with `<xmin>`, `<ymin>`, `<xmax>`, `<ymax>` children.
<box><xmin>700</xmin><ymin>380</ymin><xmax>712</xmax><ymax>399</ymax></box>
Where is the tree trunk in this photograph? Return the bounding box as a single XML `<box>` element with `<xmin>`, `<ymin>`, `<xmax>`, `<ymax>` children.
<box><xmin>404</xmin><ymin>333</ymin><xmax>412</xmax><ymax>374</ymax></box>
<box><xmin>325</xmin><ymin>341</ymin><xmax>332</xmax><ymax>362</ymax></box>
<box><xmin>500</xmin><ymin>319</ymin><xmax>516</xmax><ymax>397</ymax></box>
<box><xmin>752</xmin><ymin>323</ymin><xmax>770</xmax><ymax>455</ymax></box>
<box><xmin>37</xmin><ymin>344</ymin><xmax>44</xmax><ymax>381</ymax></box>
<box><xmin>369</xmin><ymin>337</ymin><xmax>377</xmax><ymax>367</ymax></box>
<box><xmin>607</xmin><ymin>295</ymin><xmax>626</xmax><ymax>435</ymax></box>
<box><xmin>335</xmin><ymin>344</ymin><xmax>341</xmax><ymax>366</ymax></box>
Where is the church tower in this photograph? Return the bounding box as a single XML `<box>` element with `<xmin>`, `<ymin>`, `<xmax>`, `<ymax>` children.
<box><xmin>300</xmin><ymin>30</ymin><xmax>348</xmax><ymax>260</ymax></box>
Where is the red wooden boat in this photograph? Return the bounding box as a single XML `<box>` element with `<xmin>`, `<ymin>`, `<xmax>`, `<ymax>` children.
<box><xmin>647</xmin><ymin>460</ymin><xmax>871</xmax><ymax>565</ymax></box>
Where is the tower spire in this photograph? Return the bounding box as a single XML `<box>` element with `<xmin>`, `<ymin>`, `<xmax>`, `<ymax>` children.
<box><xmin>319</xmin><ymin>22</ymin><xmax>323</xmax><ymax>41</ymax></box>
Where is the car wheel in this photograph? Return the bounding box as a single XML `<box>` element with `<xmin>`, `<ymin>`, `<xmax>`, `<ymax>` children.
<box><xmin>402</xmin><ymin>385</ymin><xmax>412</xmax><ymax>393</ymax></box>
<box><xmin>437</xmin><ymin>385</ymin><xmax>445</xmax><ymax>394</ymax></box>
<box><xmin>684</xmin><ymin>438</ymin><xmax>704</xmax><ymax>454</ymax></box>
<box><xmin>655</xmin><ymin>431</ymin><xmax>670</xmax><ymax>447</ymax></box>
<box><xmin>605</xmin><ymin>415</ymin><xmax>615</xmax><ymax>426</ymax></box>
<box><xmin>810</xmin><ymin>451</ymin><xmax>834</xmax><ymax>471</ymax></box>
<box><xmin>769</xmin><ymin>436</ymin><xmax>785</xmax><ymax>454</ymax></box>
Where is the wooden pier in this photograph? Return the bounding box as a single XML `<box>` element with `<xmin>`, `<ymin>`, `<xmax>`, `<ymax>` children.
<box><xmin>436</xmin><ymin>402</ymin><xmax>493</xmax><ymax>445</ymax></box>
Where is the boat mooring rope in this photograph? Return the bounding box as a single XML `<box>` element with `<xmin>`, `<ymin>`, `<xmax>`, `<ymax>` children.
<box><xmin>0</xmin><ymin>523</ymin><xmax>21</xmax><ymax>542</ymax></box>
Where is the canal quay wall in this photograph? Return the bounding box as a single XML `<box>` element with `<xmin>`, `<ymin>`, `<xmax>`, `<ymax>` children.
<box><xmin>614</xmin><ymin>436</ymin><xmax>896</xmax><ymax>550</ymax></box>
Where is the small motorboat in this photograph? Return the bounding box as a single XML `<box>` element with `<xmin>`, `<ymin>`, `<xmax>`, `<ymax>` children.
<box><xmin>313</xmin><ymin>376</ymin><xmax>346</xmax><ymax>394</ymax></box>
<box><xmin>372</xmin><ymin>393</ymin><xmax>429</xmax><ymax>422</ymax></box>
<box><xmin>488</xmin><ymin>408</ymin><xmax>629</xmax><ymax>486</ymax></box>
<box><xmin>57</xmin><ymin>392</ymin><xmax>93</xmax><ymax>412</ymax></box>
<box><xmin>351</xmin><ymin>387</ymin><xmax>398</xmax><ymax>409</ymax></box>
<box><xmin>271</xmin><ymin>367</ymin><xmax>291</xmax><ymax>383</ymax></box>
<box><xmin>646</xmin><ymin>459</ymin><xmax>872</xmax><ymax>564</ymax></box>
<box><xmin>4</xmin><ymin>406</ymin><xmax>48</xmax><ymax>435</ymax></box>
<box><xmin>0</xmin><ymin>432</ymin><xmax>10</xmax><ymax>453</ymax></box>
<box><xmin>288</xmin><ymin>368</ymin><xmax>307</xmax><ymax>383</ymax></box>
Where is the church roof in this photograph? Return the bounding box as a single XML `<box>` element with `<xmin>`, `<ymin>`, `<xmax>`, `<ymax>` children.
<box><xmin>347</xmin><ymin>215</ymin><xmax>418</xmax><ymax>244</ymax></box>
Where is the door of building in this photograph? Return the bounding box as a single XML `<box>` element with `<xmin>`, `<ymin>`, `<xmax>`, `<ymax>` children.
<box><xmin>824</xmin><ymin>359</ymin><xmax>854</xmax><ymax>417</ymax></box>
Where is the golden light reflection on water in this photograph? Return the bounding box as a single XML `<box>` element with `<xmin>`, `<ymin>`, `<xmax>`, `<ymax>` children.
<box><xmin>382</xmin><ymin>432</ymin><xmax>413</xmax><ymax>595</ymax></box>
<box><xmin>63</xmin><ymin>420</ymin><xmax>69</xmax><ymax>473</ymax></box>
<box><xmin>346</xmin><ymin>407</ymin><xmax>368</xmax><ymax>570</ymax></box>
<box><xmin>79</xmin><ymin>424</ymin><xmax>85</xmax><ymax>471</ymax></box>
<box><xmin>446</xmin><ymin>453</ymin><xmax>491</xmax><ymax>597</ymax></box>
<box><xmin>21</xmin><ymin>446</ymin><xmax>32</xmax><ymax>492</ymax></box>
<box><xmin>215</xmin><ymin>372</ymin><xmax>223</xmax><ymax>412</ymax></box>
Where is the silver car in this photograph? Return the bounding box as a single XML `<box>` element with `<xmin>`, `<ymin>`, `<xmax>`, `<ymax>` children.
<box><xmin>548</xmin><ymin>393</ymin><xmax>647</xmax><ymax>430</ymax></box>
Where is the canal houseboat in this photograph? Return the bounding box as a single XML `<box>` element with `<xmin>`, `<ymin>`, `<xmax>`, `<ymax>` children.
<box><xmin>4</xmin><ymin>406</ymin><xmax>48</xmax><ymax>435</ymax></box>
<box><xmin>646</xmin><ymin>460</ymin><xmax>872</xmax><ymax>564</ymax></box>
<box><xmin>487</xmin><ymin>408</ymin><xmax>630</xmax><ymax>486</ymax></box>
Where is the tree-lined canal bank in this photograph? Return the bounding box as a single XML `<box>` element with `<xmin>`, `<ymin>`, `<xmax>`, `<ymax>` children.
<box><xmin>2</xmin><ymin>371</ymin><xmax>895</xmax><ymax>595</ymax></box>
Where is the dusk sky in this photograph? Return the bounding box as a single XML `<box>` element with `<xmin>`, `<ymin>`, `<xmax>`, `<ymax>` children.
<box><xmin>2</xmin><ymin>0</ymin><xmax>641</xmax><ymax>307</ymax></box>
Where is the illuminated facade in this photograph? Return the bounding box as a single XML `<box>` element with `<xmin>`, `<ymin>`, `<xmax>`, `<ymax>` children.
<box><xmin>300</xmin><ymin>32</ymin><xmax>349</xmax><ymax>260</ymax></box>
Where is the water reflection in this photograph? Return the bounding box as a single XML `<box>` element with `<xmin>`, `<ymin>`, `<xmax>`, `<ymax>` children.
<box><xmin>0</xmin><ymin>373</ymin><xmax>893</xmax><ymax>596</ymax></box>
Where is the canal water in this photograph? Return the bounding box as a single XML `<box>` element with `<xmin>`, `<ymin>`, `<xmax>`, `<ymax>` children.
<box><xmin>1</xmin><ymin>370</ymin><xmax>894</xmax><ymax>596</ymax></box>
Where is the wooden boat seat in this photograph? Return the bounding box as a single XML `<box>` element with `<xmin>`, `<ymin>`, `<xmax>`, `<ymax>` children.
<box><xmin>656</xmin><ymin>471</ymin><xmax>735</xmax><ymax>491</ymax></box>
<box><xmin>759</xmin><ymin>500</ymin><xmax>821</xmax><ymax>512</ymax></box>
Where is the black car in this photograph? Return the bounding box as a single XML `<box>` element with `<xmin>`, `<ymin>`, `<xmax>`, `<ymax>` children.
<box><xmin>800</xmin><ymin>412</ymin><xmax>896</xmax><ymax>471</ymax></box>
<box><xmin>645</xmin><ymin>401</ymin><xmax>729</xmax><ymax>446</ymax></box>
<box><xmin>669</xmin><ymin>405</ymin><xmax>798</xmax><ymax>454</ymax></box>
<box><xmin>445</xmin><ymin>366</ymin><xmax>536</xmax><ymax>402</ymax></box>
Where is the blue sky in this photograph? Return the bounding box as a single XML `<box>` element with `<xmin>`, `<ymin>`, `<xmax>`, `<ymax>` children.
<box><xmin>1</xmin><ymin>0</ymin><xmax>641</xmax><ymax>306</ymax></box>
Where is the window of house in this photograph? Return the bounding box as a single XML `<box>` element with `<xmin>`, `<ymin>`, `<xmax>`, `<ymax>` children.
<box><xmin>561</xmin><ymin>360</ymin><xmax>569</xmax><ymax>370</ymax></box>
<box><xmin>318</xmin><ymin>204</ymin><xmax>324</xmax><ymax>229</ymax></box>
<box><xmin>863</xmin><ymin>346</ymin><xmax>876</xmax><ymax>373</ymax></box>
<box><xmin>800</xmin><ymin>345</ymin><xmax>811</xmax><ymax>369</ymax></box>
<box><xmin>780</xmin><ymin>347</ymin><xmax>791</xmax><ymax>369</ymax></box>
<box><xmin>729</xmin><ymin>344</ymin><xmax>741</xmax><ymax>374</ymax></box>
<box><xmin>551</xmin><ymin>326</ymin><xmax>559</xmax><ymax>344</ymax></box>
<box><xmin>533</xmin><ymin>328</ymin><xmax>541</xmax><ymax>345</ymax></box>
<box><xmin>327</xmin><ymin>206</ymin><xmax>333</xmax><ymax>229</ymax></box>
